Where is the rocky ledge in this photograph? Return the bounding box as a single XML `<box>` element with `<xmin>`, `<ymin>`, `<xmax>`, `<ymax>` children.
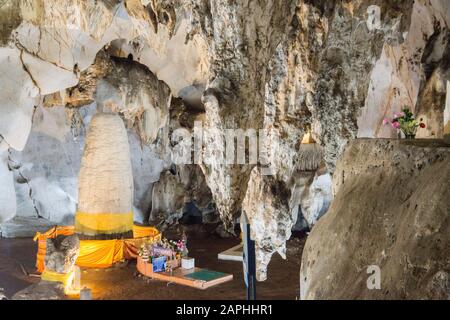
<box><xmin>300</xmin><ymin>138</ymin><xmax>450</xmax><ymax>299</ymax></box>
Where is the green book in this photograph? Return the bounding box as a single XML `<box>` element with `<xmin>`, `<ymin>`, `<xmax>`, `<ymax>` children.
<box><xmin>184</xmin><ymin>270</ymin><xmax>227</xmax><ymax>282</ymax></box>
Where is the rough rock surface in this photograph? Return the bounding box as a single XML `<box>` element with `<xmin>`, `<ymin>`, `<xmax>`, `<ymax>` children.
<box><xmin>300</xmin><ymin>139</ymin><xmax>450</xmax><ymax>299</ymax></box>
<box><xmin>77</xmin><ymin>113</ymin><xmax>133</xmax><ymax>216</ymax></box>
<box><xmin>12</xmin><ymin>281</ymin><xmax>68</xmax><ymax>300</ymax></box>
<box><xmin>0</xmin><ymin>0</ymin><xmax>449</xmax><ymax>285</ymax></box>
<box><xmin>298</xmin><ymin>169</ymin><xmax>332</xmax><ymax>228</ymax></box>
<box><xmin>243</xmin><ymin>167</ymin><xmax>332</xmax><ymax>280</ymax></box>
<box><xmin>12</xmin><ymin>234</ymin><xmax>80</xmax><ymax>300</ymax></box>
<box><xmin>193</xmin><ymin>0</ymin><xmax>298</xmax><ymax>228</ymax></box>
<box><xmin>45</xmin><ymin>234</ymin><xmax>80</xmax><ymax>274</ymax></box>
<box><xmin>311</xmin><ymin>1</ymin><xmax>414</xmax><ymax>170</ymax></box>
<box><xmin>358</xmin><ymin>0</ymin><xmax>450</xmax><ymax>140</ymax></box>
<box><xmin>0</xmin><ymin>216</ymin><xmax>56</xmax><ymax>238</ymax></box>
<box><xmin>240</xmin><ymin>0</ymin><xmax>329</xmax><ymax>279</ymax></box>
<box><xmin>150</xmin><ymin>164</ymin><xmax>213</xmax><ymax>229</ymax></box>
<box><xmin>95</xmin><ymin>55</ymin><xmax>172</xmax><ymax>144</ymax></box>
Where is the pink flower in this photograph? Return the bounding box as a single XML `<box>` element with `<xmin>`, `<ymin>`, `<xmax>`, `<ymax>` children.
<box><xmin>392</xmin><ymin>121</ymin><xmax>400</xmax><ymax>129</ymax></box>
<box><xmin>382</xmin><ymin>118</ymin><xmax>390</xmax><ymax>125</ymax></box>
<box><xmin>394</xmin><ymin>112</ymin><xmax>405</xmax><ymax>118</ymax></box>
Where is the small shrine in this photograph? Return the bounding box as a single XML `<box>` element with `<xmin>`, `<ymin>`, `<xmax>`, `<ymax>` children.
<box><xmin>136</xmin><ymin>236</ymin><xmax>232</xmax><ymax>289</ymax></box>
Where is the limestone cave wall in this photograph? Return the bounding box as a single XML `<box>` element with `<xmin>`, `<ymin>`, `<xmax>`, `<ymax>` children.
<box><xmin>0</xmin><ymin>0</ymin><xmax>449</xmax><ymax>281</ymax></box>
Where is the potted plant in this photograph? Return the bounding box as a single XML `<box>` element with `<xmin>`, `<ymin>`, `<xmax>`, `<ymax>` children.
<box><xmin>383</xmin><ymin>107</ymin><xmax>426</xmax><ymax>139</ymax></box>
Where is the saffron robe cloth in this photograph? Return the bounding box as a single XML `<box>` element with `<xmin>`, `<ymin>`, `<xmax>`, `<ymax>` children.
<box><xmin>35</xmin><ymin>225</ymin><xmax>160</xmax><ymax>272</ymax></box>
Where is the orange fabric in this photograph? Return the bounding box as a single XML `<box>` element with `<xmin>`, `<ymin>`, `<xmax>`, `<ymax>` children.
<box><xmin>41</xmin><ymin>269</ymin><xmax>75</xmax><ymax>294</ymax></box>
<box><xmin>123</xmin><ymin>239</ymin><xmax>139</xmax><ymax>260</ymax></box>
<box><xmin>133</xmin><ymin>225</ymin><xmax>159</xmax><ymax>238</ymax></box>
<box><xmin>76</xmin><ymin>239</ymin><xmax>124</xmax><ymax>268</ymax></box>
<box><xmin>122</xmin><ymin>236</ymin><xmax>161</xmax><ymax>259</ymax></box>
<box><xmin>35</xmin><ymin>225</ymin><xmax>160</xmax><ymax>272</ymax></box>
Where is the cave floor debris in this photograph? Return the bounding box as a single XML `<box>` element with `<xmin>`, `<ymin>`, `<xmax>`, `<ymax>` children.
<box><xmin>0</xmin><ymin>231</ymin><xmax>305</xmax><ymax>300</ymax></box>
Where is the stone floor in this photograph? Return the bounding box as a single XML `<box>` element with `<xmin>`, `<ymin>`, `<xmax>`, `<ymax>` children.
<box><xmin>0</xmin><ymin>229</ymin><xmax>305</xmax><ymax>300</ymax></box>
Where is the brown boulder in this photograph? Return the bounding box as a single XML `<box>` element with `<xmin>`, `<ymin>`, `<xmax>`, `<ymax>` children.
<box><xmin>300</xmin><ymin>139</ymin><xmax>450</xmax><ymax>299</ymax></box>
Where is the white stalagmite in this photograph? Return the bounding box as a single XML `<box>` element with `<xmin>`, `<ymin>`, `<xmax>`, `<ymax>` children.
<box><xmin>75</xmin><ymin>113</ymin><xmax>134</xmax><ymax>238</ymax></box>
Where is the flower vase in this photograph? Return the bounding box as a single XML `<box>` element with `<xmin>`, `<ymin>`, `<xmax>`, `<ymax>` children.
<box><xmin>402</xmin><ymin>130</ymin><xmax>416</xmax><ymax>139</ymax></box>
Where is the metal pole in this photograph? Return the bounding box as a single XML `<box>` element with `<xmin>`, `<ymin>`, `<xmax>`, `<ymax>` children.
<box><xmin>243</xmin><ymin>213</ymin><xmax>256</xmax><ymax>300</ymax></box>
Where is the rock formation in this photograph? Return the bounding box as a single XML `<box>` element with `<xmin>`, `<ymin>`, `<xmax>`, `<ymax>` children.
<box><xmin>45</xmin><ymin>235</ymin><xmax>80</xmax><ymax>274</ymax></box>
<box><xmin>300</xmin><ymin>139</ymin><xmax>450</xmax><ymax>299</ymax></box>
<box><xmin>12</xmin><ymin>234</ymin><xmax>80</xmax><ymax>300</ymax></box>
<box><xmin>150</xmin><ymin>164</ymin><xmax>213</xmax><ymax>229</ymax></box>
<box><xmin>0</xmin><ymin>0</ymin><xmax>449</xmax><ymax>289</ymax></box>
<box><xmin>76</xmin><ymin>113</ymin><xmax>134</xmax><ymax>239</ymax></box>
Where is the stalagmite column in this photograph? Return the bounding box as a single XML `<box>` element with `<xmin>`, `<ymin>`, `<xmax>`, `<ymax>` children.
<box><xmin>75</xmin><ymin>113</ymin><xmax>134</xmax><ymax>239</ymax></box>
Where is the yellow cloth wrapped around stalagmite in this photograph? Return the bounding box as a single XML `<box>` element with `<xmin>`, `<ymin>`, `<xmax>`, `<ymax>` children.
<box><xmin>35</xmin><ymin>113</ymin><xmax>159</xmax><ymax>273</ymax></box>
<box><xmin>75</xmin><ymin>212</ymin><xmax>134</xmax><ymax>235</ymax></box>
